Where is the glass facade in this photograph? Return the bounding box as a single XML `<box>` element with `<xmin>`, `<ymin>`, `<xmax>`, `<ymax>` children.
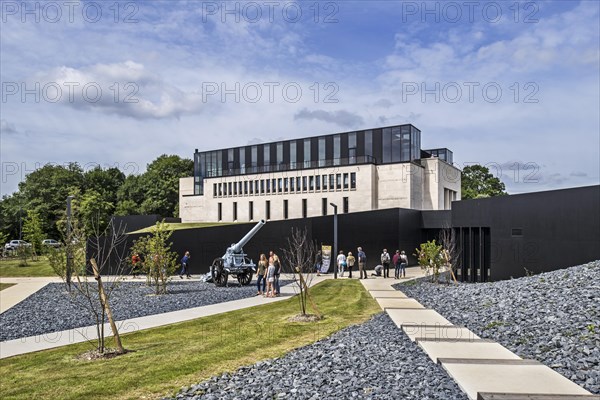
<box><xmin>425</xmin><ymin>148</ymin><xmax>454</xmax><ymax>164</ymax></box>
<box><xmin>193</xmin><ymin>124</ymin><xmax>433</xmax><ymax>195</ymax></box>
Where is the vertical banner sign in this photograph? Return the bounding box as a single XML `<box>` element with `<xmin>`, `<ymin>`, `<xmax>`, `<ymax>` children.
<box><xmin>321</xmin><ymin>245</ymin><xmax>332</xmax><ymax>273</ymax></box>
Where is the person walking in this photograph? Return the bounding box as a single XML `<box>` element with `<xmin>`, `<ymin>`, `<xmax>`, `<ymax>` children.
<box><xmin>357</xmin><ymin>247</ymin><xmax>367</xmax><ymax>279</ymax></box>
<box><xmin>381</xmin><ymin>248</ymin><xmax>391</xmax><ymax>278</ymax></box>
<box><xmin>346</xmin><ymin>251</ymin><xmax>355</xmax><ymax>278</ymax></box>
<box><xmin>399</xmin><ymin>250</ymin><xmax>408</xmax><ymax>278</ymax></box>
<box><xmin>131</xmin><ymin>253</ymin><xmax>141</xmax><ymax>279</ymax></box>
<box><xmin>179</xmin><ymin>251</ymin><xmax>191</xmax><ymax>279</ymax></box>
<box><xmin>393</xmin><ymin>250</ymin><xmax>401</xmax><ymax>279</ymax></box>
<box><xmin>336</xmin><ymin>250</ymin><xmax>346</xmax><ymax>277</ymax></box>
<box><xmin>256</xmin><ymin>253</ymin><xmax>267</xmax><ymax>295</ymax></box>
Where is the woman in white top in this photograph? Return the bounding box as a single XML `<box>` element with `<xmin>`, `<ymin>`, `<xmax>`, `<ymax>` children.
<box><xmin>265</xmin><ymin>261</ymin><xmax>276</xmax><ymax>297</ymax></box>
<box><xmin>336</xmin><ymin>250</ymin><xmax>346</xmax><ymax>277</ymax></box>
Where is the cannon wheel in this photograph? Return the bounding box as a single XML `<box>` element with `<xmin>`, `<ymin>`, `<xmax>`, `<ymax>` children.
<box><xmin>211</xmin><ymin>258</ymin><xmax>228</xmax><ymax>287</ymax></box>
<box><xmin>237</xmin><ymin>269</ymin><xmax>253</xmax><ymax>286</ymax></box>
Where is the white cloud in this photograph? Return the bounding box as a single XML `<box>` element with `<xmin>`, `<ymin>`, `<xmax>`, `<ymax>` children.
<box><xmin>294</xmin><ymin>108</ymin><xmax>364</xmax><ymax>128</ymax></box>
<box><xmin>1</xmin><ymin>1</ymin><xmax>598</xmax><ymax>197</ymax></box>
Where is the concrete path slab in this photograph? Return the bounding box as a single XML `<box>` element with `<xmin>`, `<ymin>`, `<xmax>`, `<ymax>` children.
<box><xmin>376</xmin><ymin>298</ymin><xmax>425</xmax><ymax>309</ymax></box>
<box><xmin>439</xmin><ymin>359</ymin><xmax>592</xmax><ymax>400</ymax></box>
<box><xmin>387</xmin><ymin>308</ymin><xmax>451</xmax><ymax>329</ymax></box>
<box><xmin>369</xmin><ymin>290</ymin><xmax>408</xmax><ymax>298</ymax></box>
<box><xmin>418</xmin><ymin>340</ymin><xmax>521</xmax><ymax>363</ymax></box>
<box><xmin>478</xmin><ymin>393</ymin><xmax>600</xmax><ymax>400</ymax></box>
<box><xmin>360</xmin><ymin>278</ymin><xmax>398</xmax><ymax>291</ymax></box>
<box><xmin>403</xmin><ymin>324</ymin><xmax>480</xmax><ymax>342</ymax></box>
<box><xmin>0</xmin><ymin>282</ymin><xmax>50</xmax><ymax>313</ymax></box>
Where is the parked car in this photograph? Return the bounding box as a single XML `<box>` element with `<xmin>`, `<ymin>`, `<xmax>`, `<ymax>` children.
<box><xmin>4</xmin><ymin>240</ymin><xmax>32</xmax><ymax>251</ymax></box>
<box><xmin>42</xmin><ymin>239</ymin><xmax>62</xmax><ymax>248</ymax></box>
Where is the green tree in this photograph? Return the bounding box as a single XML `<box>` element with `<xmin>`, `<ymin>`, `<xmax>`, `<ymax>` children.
<box><xmin>0</xmin><ymin>193</ymin><xmax>26</xmax><ymax>240</ymax></box>
<box><xmin>130</xmin><ymin>221</ymin><xmax>178</xmax><ymax>295</ymax></box>
<box><xmin>140</xmin><ymin>155</ymin><xmax>193</xmax><ymax>217</ymax></box>
<box><xmin>18</xmin><ymin>163</ymin><xmax>84</xmax><ymax>238</ymax></box>
<box><xmin>22</xmin><ymin>211</ymin><xmax>45</xmax><ymax>257</ymax></box>
<box><xmin>461</xmin><ymin>164</ymin><xmax>507</xmax><ymax>199</ymax></box>
<box><xmin>414</xmin><ymin>240</ymin><xmax>444</xmax><ymax>283</ymax></box>
<box><xmin>79</xmin><ymin>190</ymin><xmax>115</xmax><ymax>235</ymax></box>
<box><xmin>84</xmin><ymin>166</ymin><xmax>125</xmax><ymax>206</ymax></box>
<box><xmin>115</xmin><ymin>174</ymin><xmax>145</xmax><ymax>216</ymax></box>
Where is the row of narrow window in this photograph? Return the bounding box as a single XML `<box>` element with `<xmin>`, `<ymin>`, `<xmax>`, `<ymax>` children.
<box><xmin>218</xmin><ymin>197</ymin><xmax>350</xmax><ymax>222</ymax></box>
<box><xmin>213</xmin><ymin>173</ymin><xmax>356</xmax><ymax>198</ymax></box>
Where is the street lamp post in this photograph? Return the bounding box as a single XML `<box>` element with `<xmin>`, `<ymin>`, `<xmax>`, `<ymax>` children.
<box><xmin>330</xmin><ymin>202</ymin><xmax>338</xmax><ymax>279</ymax></box>
<box><xmin>18</xmin><ymin>207</ymin><xmax>22</xmax><ymax>240</ymax></box>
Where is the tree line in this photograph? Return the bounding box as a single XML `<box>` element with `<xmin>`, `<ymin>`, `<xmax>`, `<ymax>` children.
<box><xmin>0</xmin><ymin>155</ymin><xmax>193</xmax><ymax>244</ymax></box>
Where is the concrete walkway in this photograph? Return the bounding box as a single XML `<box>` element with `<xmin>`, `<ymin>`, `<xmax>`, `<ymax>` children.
<box><xmin>361</xmin><ymin>274</ymin><xmax>599</xmax><ymax>400</ymax></box>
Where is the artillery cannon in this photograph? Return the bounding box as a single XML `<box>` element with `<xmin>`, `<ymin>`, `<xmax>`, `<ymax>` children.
<box><xmin>210</xmin><ymin>219</ymin><xmax>265</xmax><ymax>286</ymax></box>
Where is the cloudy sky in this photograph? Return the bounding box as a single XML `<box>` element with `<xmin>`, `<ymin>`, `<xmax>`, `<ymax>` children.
<box><xmin>1</xmin><ymin>0</ymin><xmax>598</xmax><ymax>196</ymax></box>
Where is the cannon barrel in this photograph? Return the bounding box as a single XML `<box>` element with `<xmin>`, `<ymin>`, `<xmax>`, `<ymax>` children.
<box><xmin>229</xmin><ymin>219</ymin><xmax>266</xmax><ymax>253</ymax></box>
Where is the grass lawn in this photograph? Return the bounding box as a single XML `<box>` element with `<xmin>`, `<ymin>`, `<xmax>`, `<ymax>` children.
<box><xmin>0</xmin><ymin>257</ymin><xmax>55</xmax><ymax>277</ymax></box>
<box><xmin>129</xmin><ymin>222</ymin><xmax>235</xmax><ymax>234</ymax></box>
<box><xmin>0</xmin><ymin>279</ymin><xmax>380</xmax><ymax>400</ymax></box>
<box><xmin>0</xmin><ymin>283</ymin><xmax>16</xmax><ymax>291</ymax></box>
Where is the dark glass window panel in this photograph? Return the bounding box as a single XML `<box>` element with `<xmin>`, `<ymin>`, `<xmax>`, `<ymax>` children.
<box><xmin>350</xmin><ymin>173</ymin><xmax>356</xmax><ymax>189</ymax></box>
<box><xmin>304</xmin><ymin>139</ymin><xmax>311</xmax><ymax>168</ymax></box>
<box><xmin>290</xmin><ymin>141</ymin><xmax>297</xmax><ymax>169</ymax></box>
<box><xmin>333</xmin><ymin>134</ymin><xmax>341</xmax><ymax>166</ymax></box>
<box><xmin>392</xmin><ymin>127</ymin><xmax>401</xmax><ymax>162</ymax></box>
<box><xmin>319</xmin><ymin>137</ymin><xmax>326</xmax><ymax>167</ymax></box>
<box><xmin>264</xmin><ymin>144</ymin><xmax>270</xmax><ymax>166</ymax></box>
<box><xmin>382</xmin><ymin>128</ymin><xmax>392</xmax><ymax>163</ymax></box>
<box><xmin>365</xmin><ymin>130</ymin><xmax>373</xmax><ymax>159</ymax></box>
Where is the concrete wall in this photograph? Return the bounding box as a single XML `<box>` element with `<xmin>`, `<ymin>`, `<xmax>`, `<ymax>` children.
<box><xmin>180</xmin><ymin>159</ymin><xmax>462</xmax><ymax>223</ymax></box>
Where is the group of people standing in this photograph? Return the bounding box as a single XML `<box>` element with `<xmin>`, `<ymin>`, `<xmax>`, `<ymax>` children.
<box><xmin>335</xmin><ymin>247</ymin><xmax>408</xmax><ymax>279</ymax></box>
<box><xmin>379</xmin><ymin>248</ymin><xmax>408</xmax><ymax>279</ymax></box>
<box><xmin>255</xmin><ymin>251</ymin><xmax>281</xmax><ymax>297</ymax></box>
<box><xmin>334</xmin><ymin>247</ymin><xmax>369</xmax><ymax>279</ymax></box>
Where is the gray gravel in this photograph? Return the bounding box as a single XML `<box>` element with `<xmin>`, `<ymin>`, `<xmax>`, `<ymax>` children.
<box><xmin>395</xmin><ymin>261</ymin><xmax>600</xmax><ymax>394</ymax></box>
<box><xmin>166</xmin><ymin>313</ymin><xmax>467</xmax><ymax>400</ymax></box>
<box><xmin>0</xmin><ymin>279</ymin><xmax>289</xmax><ymax>342</ymax></box>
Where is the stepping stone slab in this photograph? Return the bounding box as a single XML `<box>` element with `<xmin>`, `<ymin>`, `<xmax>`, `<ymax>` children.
<box><xmin>387</xmin><ymin>308</ymin><xmax>451</xmax><ymax>329</ymax></box>
<box><xmin>377</xmin><ymin>298</ymin><xmax>425</xmax><ymax>309</ymax></box>
<box><xmin>360</xmin><ymin>279</ymin><xmax>398</xmax><ymax>291</ymax></box>
<box><xmin>369</xmin><ymin>290</ymin><xmax>408</xmax><ymax>298</ymax></box>
<box><xmin>439</xmin><ymin>359</ymin><xmax>593</xmax><ymax>400</ymax></box>
<box><xmin>417</xmin><ymin>340</ymin><xmax>521</xmax><ymax>363</ymax></box>
<box><xmin>405</xmin><ymin>325</ymin><xmax>480</xmax><ymax>342</ymax></box>
<box><xmin>478</xmin><ymin>393</ymin><xmax>600</xmax><ymax>400</ymax></box>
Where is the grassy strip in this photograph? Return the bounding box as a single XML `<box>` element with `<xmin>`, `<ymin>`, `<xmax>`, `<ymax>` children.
<box><xmin>129</xmin><ymin>222</ymin><xmax>235</xmax><ymax>234</ymax></box>
<box><xmin>0</xmin><ymin>283</ymin><xmax>16</xmax><ymax>291</ymax></box>
<box><xmin>0</xmin><ymin>279</ymin><xmax>380</xmax><ymax>400</ymax></box>
<box><xmin>0</xmin><ymin>257</ymin><xmax>55</xmax><ymax>277</ymax></box>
